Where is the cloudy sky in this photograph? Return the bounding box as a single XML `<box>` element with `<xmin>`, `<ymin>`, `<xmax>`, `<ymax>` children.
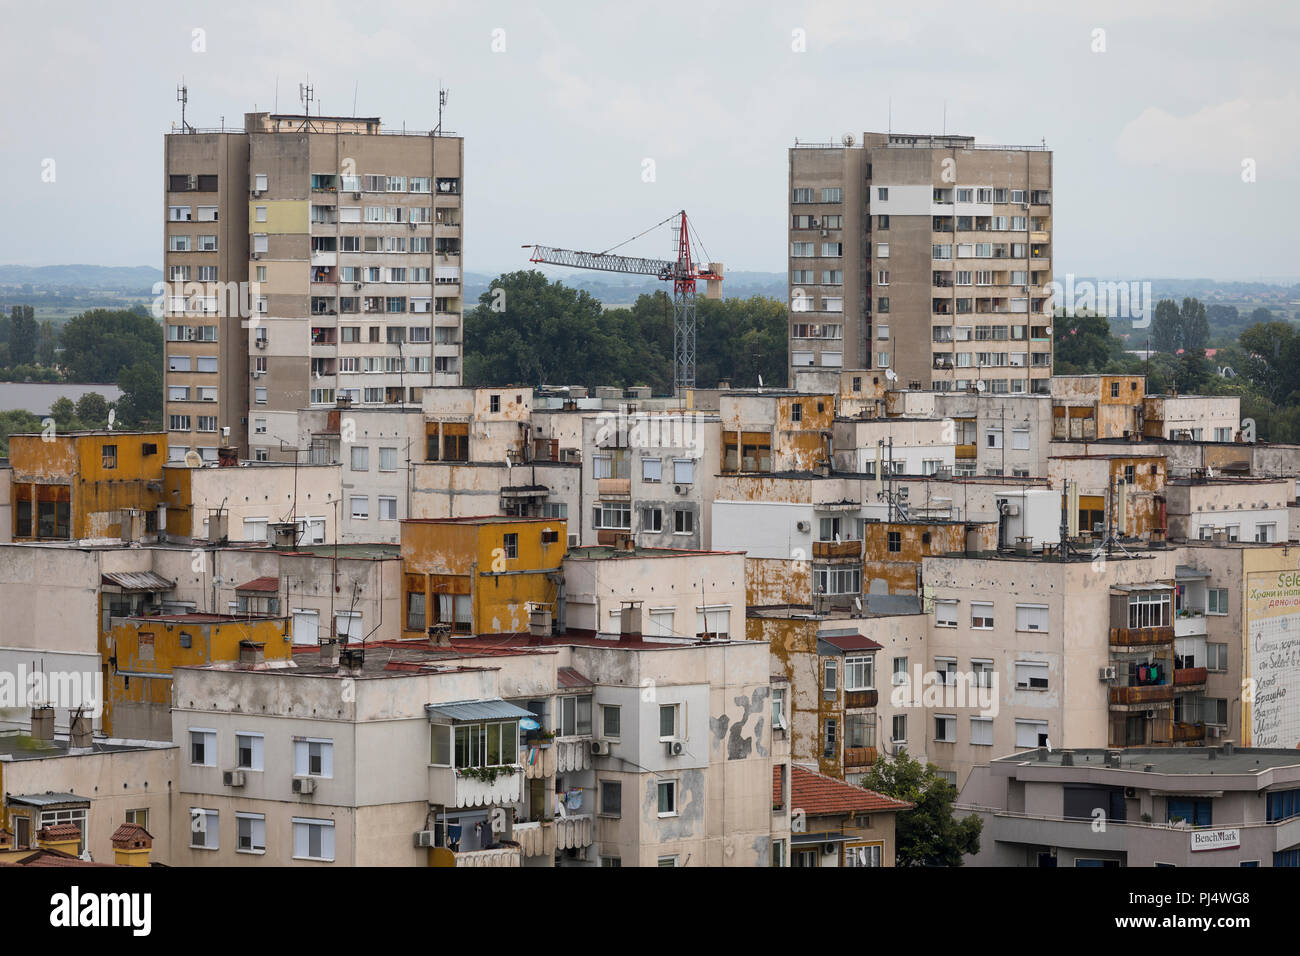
<box><xmin>1</xmin><ymin>0</ymin><xmax>1296</xmax><ymax>280</ymax></box>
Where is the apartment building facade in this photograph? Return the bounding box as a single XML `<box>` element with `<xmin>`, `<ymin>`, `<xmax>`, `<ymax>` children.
<box><xmin>788</xmin><ymin>133</ymin><xmax>1053</xmax><ymax>391</ymax></box>
<box><xmin>164</xmin><ymin>111</ymin><xmax>464</xmax><ymax>460</ymax></box>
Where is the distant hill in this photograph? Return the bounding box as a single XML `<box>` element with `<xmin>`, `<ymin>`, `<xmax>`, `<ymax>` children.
<box><xmin>0</xmin><ymin>264</ymin><xmax>162</xmax><ymax>292</ymax></box>
<box><xmin>464</xmin><ymin>269</ymin><xmax>786</xmax><ymax>306</ymax></box>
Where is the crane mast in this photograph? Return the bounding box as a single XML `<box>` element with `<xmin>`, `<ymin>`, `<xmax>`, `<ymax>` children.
<box><xmin>525</xmin><ymin>210</ymin><xmax>721</xmax><ymax>393</ymax></box>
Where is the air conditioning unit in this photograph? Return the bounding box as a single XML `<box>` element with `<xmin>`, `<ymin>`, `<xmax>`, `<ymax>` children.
<box><xmin>251</xmin><ymin>252</ymin><xmax>262</xmax><ymax>260</ymax></box>
<box><xmin>352</xmin><ymin>192</ymin><xmax>362</xmax><ymax>200</ymax></box>
<box><xmin>1124</xmin><ymin>787</ymin><xmax>1137</xmax><ymax>799</ymax></box>
<box><xmin>567</xmin><ymin>533</ymin><xmax>579</xmax><ymax>547</ymax></box>
<box><xmin>796</xmin><ymin>521</ymin><xmax>811</xmax><ymax>533</ymax></box>
<box><xmin>292</xmin><ymin>777</ymin><xmax>316</xmax><ymax>794</ymax></box>
<box><xmin>822</xmin><ymin>842</ymin><xmax>837</xmax><ymax>855</ymax></box>
<box><xmin>1099</xmin><ymin>666</ymin><xmax>1116</xmax><ymax>680</ymax></box>
<box><xmin>674</xmin><ymin>484</ymin><xmax>687</xmax><ymax>495</ymax></box>
<box><xmin>251</xmin><ymin>370</ymin><xmax>264</xmax><ymax>378</ymax></box>
<box><xmin>223</xmin><ymin>770</ymin><xmax>245</xmax><ymax>788</ymax></box>
<box><xmin>1144</xmin><ymin>710</ymin><xmax>1157</xmax><ymax>720</ymax></box>
<box><xmin>255</xmin><ymin>338</ymin><xmax>267</xmax><ymax>349</ymax></box>
<box><xmin>665</xmin><ymin>740</ymin><xmax>684</xmax><ymax>757</ymax></box>
<box><xmin>1208</xmin><ymin>725</ymin><xmax>1223</xmax><ymax>739</ymax></box>
<box><xmin>413</xmin><ymin>830</ymin><xmax>436</xmax><ymax>848</ymax></box>
<box><xmin>590</xmin><ymin>740</ymin><xmax>612</xmax><ymax>756</ymax></box>
<box><xmin>353</xmin><ymin>283</ymin><xmax>363</xmax><ymax>290</ymax></box>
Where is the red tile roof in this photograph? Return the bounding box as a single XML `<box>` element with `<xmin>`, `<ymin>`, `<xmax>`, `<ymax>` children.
<box><xmin>820</xmin><ymin>633</ymin><xmax>883</xmax><ymax>652</ymax></box>
<box><xmin>1</xmin><ymin>848</ymin><xmax>116</xmax><ymax>867</ymax></box>
<box><xmin>236</xmin><ymin>576</ymin><xmax>279</xmax><ymax>592</ymax></box>
<box><xmin>557</xmin><ymin>666</ymin><xmax>593</xmax><ymax>689</ymax></box>
<box><xmin>110</xmin><ymin>823</ymin><xmax>153</xmax><ymax>846</ymax></box>
<box><xmin>37</xmin><ymin>824</ymin><xmax>82</xmax><ymax>841</ymax></box>
<box><xmin>787</xmin><ymin>765</ymin><xmax>913</xmax><ymax>816</ymax></box>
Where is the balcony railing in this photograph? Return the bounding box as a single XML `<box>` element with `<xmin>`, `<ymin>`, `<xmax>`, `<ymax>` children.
<box><xmin>845</xmin><ymin>689</ymin><xmax>879</xmax><ymax>709</ymax></box>
<box><xmin>556</xmin><ymin>814</ymin><xmax>593</xmax><ymax>850</ymax></box>
<box><xmin>556</xmin><ymin>736</ymin><xmax>592</xmax><ymax>774</ymax></box>
<box><xmin>1109</xmin><ymin>684</ymin><xmax>1174</xmax><ymax>707</ymax></box>
<box><xmin>597</xmin><ymin>477</ymin><xmax>631</xmax><ymax>498</ymax></box>
<box><xmin>1109</xmin><ymin>626</ymin><xmax>1174</xmax><ymax>647</ymax></box>
<box><xmin>843</xmin><ymin>746</ymin><xmax>878</xmax><ymax>768</ymax></box>
<box><xmin>455</xmin><ymin>846</ymin><xmax>521</xmax><ymax>867</ymax></box>
<box><xmin>1174</xmin><ymin>666</ymin><xmax>1208</xmax><ymax>688</ymax></box>
<box><xmin>512</xmin><ymin>820</ymin><xmax>556</xmax><ymax>858</ymax></box>
<box><xmin>812</xmin><ymin>539</ymin><xmax>863</xmax><ymax>561</ymax></box>
<box><xmin>1173</xmin><ymin>721</ymin><xmax>1206</xmax><ymax>743</ymax></box>
<box><xmin>429</xmin><ymin>765</ymin><xmax>524</xmax><ymax>808</ymax></box>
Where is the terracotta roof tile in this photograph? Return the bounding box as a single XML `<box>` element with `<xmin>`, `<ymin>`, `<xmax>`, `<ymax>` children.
<box><xmin>37</xmin><ymin>824</ymin><xmax>82</xmax><ymax>840</ymax></box>
<box><xmin>789</xmin><ymin>765</ymin><xmax>913</xmax><ymax>816</ymax></box>
<box><xmin>110</xmin><ymin>823</ymin><xmax>153</xmax><ymax>845</ymax></box>
<box><xmin>236</xmin><ymin>576</ymin><xmax>279</xmax><ymax>592</ymax></box>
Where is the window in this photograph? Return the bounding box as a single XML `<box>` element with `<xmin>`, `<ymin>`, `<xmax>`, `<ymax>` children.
<box><xmin>350</xmin><ymin>496</ymin><xmax>369</xmax><ymax>520</ymax></box>
<box><xmin>1207</xmin><ymin>643</ymin><xmax>1228</xmax><ymax>671</ymax></box>
<box><xmin>844</xmin><ymin>655</ymin><xmax>874</xmax><ymax>691</ymax></box>
<box><xmin>350</xmin><ymin>446</ymin><xmax>369</xmax><ymax>472</ymax></box>
<box><xmin>378</xmin><ymin>447</ymin><xmax>398</xmax><ymax>472</ymax></box>
<box><xmin>877</xmin><ymin>243</ymin><xmax>889</xmax><ymax>258</ymax></box>
<box><xmin>643</xmin><ymin>507</ymin><xmax>663</xmax><ymax>532</ymax></box>
<box><xmin>190</xmin><ymin>728</ymin><xmax>216</xmax><ymax>766</ymax></box>
<box><xmin>378</xmin><ymin>497</ymin><xmax>398</xmax><ymax>521</ymax></box>
<box><xmin>934</xmin><ymin>601</ymin><xmax>960</xmax><ymax>633</ymax></box>
<box><xmin>255</xmin><ymin>386</ymin><xmax>267</xmax><ymax>405</ymax></box>
<box><xmin>1128</xmin><ymin>590</ymin><xmax>1172</xmax><ymax>628</ymax></box>
<box><xmin>1016</xmin><ymin>604</ymin><xmax>1049</xmax><ymax>632</ymax></box>
<box><xmin>292</xmin><ymin>818</ymin><xmax>336</xmax><ymax>862</ymax></box>
<box><xmin>1267</xmin><ymin>789</ymin><xmax>1300</xmax><ymax>824</ymax></box>
<box><xmin>814</xmin><ymin>565</ymin><xmax>861</xmax><ymax>595</ymax></box>
<box><xmin>891</xmin><ymin>714</ymin><xmax>907</xmax><ymax>744</ymax></box>
<box><xmin>772</xmin><ymin>687</ymin><xmax>787</xmax><ymax>729</ymax></box>
<box><xmin>602</xmin><ymin>705</ymin><xmax>621</xmax><ymax>739</ymax></box>
<box><xmin>600</xmin><ymin>781</ymin><xmax>622</xmax><ymax>817</ymax></box>
<box><xmin>1015</xmin><ymin>660</ymin><xmax>1050</xmax><ymax>690</ymax></box>
<box><xmin>1012</xmin><ymin>428</ymin><xmax>1030</xmax><ymax>451</ymax></box>
<box><xmin>1207</xmin><ymin>588</ymin><xmax>1228</xmax><ymax>615</ymax></box>
<box><xmin>236</xmin><ymin>732</ymin><xmax>264</xmax><ymax>771</ymax></box>
<box><xmin>821</xmin><ymin>187</ymin><xmax>842</xmax><ymax>203</ymax></box>
<box><xmin>824</xmin><ymin>658</ymin><xmax>838</xmax><ymax>693</ymax></box>
<box><xmin>1166</xmin><ymin>799</ymin><xmax>1212</xmax><ymax>828</ymax></box>
<box><xmin>792</xmin><ymin>187</ymin><xmax>814</xmax><ymax>203</ymax></box>
<box><xmin>237</xmin><ymin>813</ymin><xmax>266</xmax><ymax>853</ymax></box>
<box><xmin>672</xmin><ymin>458</ymin><xmax>694</xmax><ymax>484</ymax></box>
<box><xmin>673</xmin><ymin>509</ymin><xmax>694</xmax><ymax>534</ymax></box>
<box><xmin>969</xmin><ymin>717</ymin><xmax>993</xmax><ymax>747</ymax></box>
<box><xmin>658</xmin><ymin>780</ymin><xmax>677</xmax><ymax>816</ymax></box>
<box><xmin>888</xmin><ymin>530</ymin><xmax>901</xmax><ymax>552</ymax></box>
<box><xmin>892</xmin><ymin>656</ymin><xmax>909</xmax><ymax>685</ymax></box>
<box><xmin>877</xmin><ymin>187</ymin><xmax>888</xmax><ymax>200</ymax></box>
<box><xmin>642</xmin><ymin>457</ymin><xmax>662</xmax><ymax>482</ymax></box>
<box><xmin>190</xmin><ymin>809</ymin><xmax>219</xmax><ymax>850</ymax></box>
<box><xmin>824</xmin><ymin>718</ymin><xmax>837</xmax><ymax>755</ymax></box>
<box><xmin>934</xmin><ymin>715</ymin><xmax>956</xmax><ymax>743</ymax></box>
<box><xmin>594</xmin><ymin>501</ymin><xmax>631</xmax><ymax>530</ymax></box>
<box><xmin>659</xmin><ymin>703</ymin><xmax>679</xmax><ymax>740</ymax></box>
<box><xmin>295</xmin><ymin>738</ymin><xmax>334</xmax><ymax>777</ymax></box>
<box><xmin>986</xmin><ymin>428</ymin><xmax>1003</xmax><ymax>449</ymax></box>
<box><xmin>1015</xmin><ymin>719</ymin><xmax>1049</xmax><ymax>748</ymax></box>
<box><xmin>971</xmin><ymin>602</ymin><xmax>994</xmax><ymax>629</ymax></box>
<box><xmin>1256</xmin><ymin>523</ymin><xmax>1276</xmax><ymax>543</ymax></box>
<box><xmin>972</xmin><ymin>660</ymin><xmax>994</xmax><ymax>688</ymax></box>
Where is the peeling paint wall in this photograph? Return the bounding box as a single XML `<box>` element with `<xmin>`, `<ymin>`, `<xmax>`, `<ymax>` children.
<box><xmin>746</xmin><ymin>557</ymin><xmax>812</xmax><ymax>606</ymax></box>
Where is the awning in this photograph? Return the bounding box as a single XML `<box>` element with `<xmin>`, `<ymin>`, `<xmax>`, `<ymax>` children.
<box><xmin>557</xmin><ymin>667</ymin><xmax>593</xmax><ymax>690</ymax></box>
<box><xmin>101</xmin><ymin>571</ymin><xmax>174</xmax><ymax>592</ymax></box>
<box><xmin>817</xmin><ymin>631</ymin><xmax>883</xmax><ymax>654</ymax></box>
<box><xmin>7</xmin><ymin>792</ymin><xmax>90</xmax><ymax>809</ymax></box>
<box><xmin>791</xmin><ymin>832</ymin><xmax>854</xmax><ymax>845</ymax></box>
<box><xmin>236</xmin><ymin>576</ymin><xmax>279</xmax><ymax>592</ymax></box>
<box><xmin>424</xmin><ymin>698</ymin><xmax>535</xmax><ymax>723</ymax></box>
<box><xmin>1175</xmin><ymin>566</ymin><xmax>1210</xmax><ymax>581</ymax></box>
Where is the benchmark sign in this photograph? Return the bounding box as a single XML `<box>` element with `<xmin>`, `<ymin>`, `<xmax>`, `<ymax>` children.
<box><xmin>1190</xmin><ymin>828</ymin><xmax>1240</xmax><ymax>852</ymax></box>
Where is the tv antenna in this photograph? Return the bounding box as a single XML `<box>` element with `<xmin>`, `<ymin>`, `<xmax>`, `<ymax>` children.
<box><xmin>298</xmin><ymin>79</ymin><xmax>316</xmax><ymax>130</ymax></box>
<box><xmin>177</xmin><ymin>82</ymin><xmax>194</xmax><ymax>133</ymax></box>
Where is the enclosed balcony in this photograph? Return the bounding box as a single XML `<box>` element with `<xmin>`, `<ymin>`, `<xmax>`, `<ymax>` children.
<box><xmin>1109</xmin><ymin>684</ymin><xmax>1174</xmax><ymax>708</ymax></box>
<box><xmin>813</xmin><ymin>539</ymin><xmax>863</xmax><ymax>561</ymax></box>
<box><xmin>843</xmin><ymin>746</ymin><xmax>878</xmax><ymax>769</ymax></box>
<box><xmin>455</xmin><ymin>846</ymin><xmax>521</xmax><ymax>867</ymax></box>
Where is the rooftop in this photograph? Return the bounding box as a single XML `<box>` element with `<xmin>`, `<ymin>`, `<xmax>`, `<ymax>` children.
<box><xmin>788</xmin><ymin>765</ymin><xmax>913</xmax><ymax>816</ymax></box>
<box><xmin>0</xmin><ymin>734</ymin><xmax>175</xmax><ymax>763</ymax></box>
<box><xmin>566</xmin><ymin>545</ymin><xmax>740</xmax><ymax>560</ymax></box>
<box><xmin>995</xmin><ymin>746</ymin><xmax>1300</xmax><ymax>775</ymax></box>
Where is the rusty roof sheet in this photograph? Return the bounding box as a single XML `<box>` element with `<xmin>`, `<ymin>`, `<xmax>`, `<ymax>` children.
<box><xmin>101</xmin><ymin>571</ymin><xmax>175</xmax><ymax>592</ymax></box>
<box><xmin>556</xmin><ymin>666</ymin><xmax>593</xmax><ymax>689</ymax></box>
<box><xmin>235</xmin><ymin>576</ymin><xmax>279</xmax><ymax>592</ymax></box>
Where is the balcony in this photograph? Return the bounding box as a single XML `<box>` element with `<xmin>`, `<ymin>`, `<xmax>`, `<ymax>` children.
<box><xmin>556</xmin><ymin>814</ymin><xmax>593</xmax><ymax>851</ymax></box>
<box><xmin>521</xmin><ymin>743</ymin><xmax>557</xmax><ymax>780</ymax></box>
<box><xmin>429</xmin><ymin>766</ymin><xmax>525</xmax><ymax>808</ymax></box>
<box><xmin>1109</xmin><ymin>626</ymin><xmax>1174</xmax><ymax>648</ymax></box>
<box><xmin>843</xmin><ymin>746</ymin><xmax>878</xmax><ymax>769</ymax></box>
<box><xmin>813</xmin><ymin>539</ymin><xmax>862</xmax><ymax>561</ymax></box>
<box><xmin>512</xmin><ymin>820</ymin><xmax>556</xmax><ymax>858</ymax></box>
<box><xmin>597</xmin><ymin>477</ymin><xmax>630</xmax><ymax>499</ymax></box>
<box><xmin>845</xmin><ymin>689</ymin><xmax>878</xmax><ymax>709</ymax></box>
<box><xmin>955</xmin><ymin>443</ymin><xmax>977</xmax><ymax>459</ymax></box>
<box><xmin>556</xmin><ymin>736</ymin><xmax>592</xmax><ymax>774</ymax></box>
<box><xmin>1174</xmin><ymin>666</ymin><xmax>1208</xmax><ymax>690</ymax></box>
<box><xmin>1174</xmin><ymin>611</ymin><xmax>1207</xmax><ymax>637</ymax></box>
<box><xmin>455</xmin><ymin>846</ymin><xmax>521</xmax><ymax>868</ymax></box>
<box><xmin>1109</xmin><ymin>684</ymin><xmax>1174</xmax><ymax>708</ymax></box>
<box><xmin>1173</xmin><ymin>721</ymin><xmax>1206</xmax><ymax>744</ymax></box>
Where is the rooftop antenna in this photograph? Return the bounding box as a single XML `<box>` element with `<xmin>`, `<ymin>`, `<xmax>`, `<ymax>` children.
<box><xmin>299</xmin><ymin>78</ymin><xmax>314</xmax><ymax>131</ymax></box>
<box><xmin>177</xmin><ymin>81</ymin><xmax>193</xmax><ymax>133</ymax></box>
<box><xmin>436</xmin><ymin>84</ymin><xmax>448</xmax><ymax>134</ymax></box>
<box><xmin>888</xmin><ymin>96</ymin><xmax>892</xmax><ymax>135</ymax></box>
<box><xmin>942</xmin><ymin>99</ymin><xmax>946</xmax><ymax>135</ymax></box>
<box><xmin>352</xmin><ymin>80</ymin><xmax>358</xmax><ymax>116</ymax></box>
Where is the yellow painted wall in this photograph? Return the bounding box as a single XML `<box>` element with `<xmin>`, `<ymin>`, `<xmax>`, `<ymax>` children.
<box><xmin>248</xmin><ymin>200</ymin><xmax>309</xmax><ymax>234</ymax></box>
<box><xmin>100</xmin><ymin>616</ymin><xmax>291</xmax><ymax>736</ymax></box>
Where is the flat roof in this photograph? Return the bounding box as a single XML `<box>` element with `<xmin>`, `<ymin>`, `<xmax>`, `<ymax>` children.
<box><xmin>566</xmin><ymin>545</ymin><xmax>740</xmax><ymax>560</ymax></box>
<box><xmin>996</xmin><ymin>747</ymin><xmax>1300</xmax><ymax>774</ymax></box>
<box><xmin>0</xmin><ymin>735</ymin><xmax>175</xmax><ymax>763</ymax></box>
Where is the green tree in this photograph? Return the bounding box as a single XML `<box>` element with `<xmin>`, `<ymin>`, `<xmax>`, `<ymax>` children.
<box><xmin>1239</xmin><ymin>321</ymin><xmax>1297</xmax><ymax>405</ymax></box>
<box><xmin>74</xmin><ymin>392</ymin><xmax>111</xmax><ymax>428</ymax></box>
<box><xmin>49</xmin><ymin>397</ymin><xmax>79</xmax><ymax>432</ymax></box>
<box><xmin>59</xmin><ymin>307</ymin><xmax>161</xmax><ymax>383</ymax></box>
<box><xmin>115</xmin><ymin>360</ymin><xmax>163</xmax><ymax>428</ymax></box>
<box><xmin>1180</xmin><ymin>297</ymin><xmax>1209</xmax><ymax>354</ymax></box>
<box><xmin>1150</xmin><ymin>299</ymin><xmax>1182</xmax><ymax>354</ymax></box>
<box><xmin>1054</xmin><ymin>313</ymin><xmax>1122</xmax><ymax>373</ymax></box>
<box><xmin>9</xmin><ymin>305</ymin><xmax>36</xmax><ymax>366</ymax></box>
<box><xmin>0</xmin><ymin>409</ymin><xmax>44</xmax><ymax>457</ymax></box>
<box><xmin>36</xmin><ymin>320</ymin><xmax>58</xmax><ymax>366</ymax></box>
<box><xmin>861</xmin><ymin>749</ymin><xmax>982</xmax><ymax>867</ymax></box>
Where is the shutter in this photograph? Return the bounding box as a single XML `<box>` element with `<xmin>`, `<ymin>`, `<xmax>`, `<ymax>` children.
<box><xmin>294</xmin><ymin>740</ymin><xmax>308</xmax><ymax>776</ymax></box>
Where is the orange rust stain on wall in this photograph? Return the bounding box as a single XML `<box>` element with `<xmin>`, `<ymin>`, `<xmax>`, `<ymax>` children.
<box><xmin>745</xmin><ymin>557</ymin><xmax>812</xmax><ymax>607</ymax></box>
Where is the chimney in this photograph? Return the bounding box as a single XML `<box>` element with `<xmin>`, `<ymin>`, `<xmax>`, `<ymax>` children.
<box><xmin>1105</xmin><ymin>750</ymin><xmax>1122</xmax><ymax>768</ymax></box>
<box><xmin>37</xmin><ymin>823</ymin><xmax>81</xmax><ymax>857</ymax></box>
<box><xmin>1208</xmin><ymin>747</ymin><xmax>1217</xmax><ymax>760</ymax></box>
<box><xmin>238</xmin><ymin>640</ymin><xmax>266</xmax><ymax>667</ymax></box>
<box><xmin>619</xmin><ymin>601</ymin><xmax>643</xmax><ymax>642</ymax></box>
<box><xmin>339</xmin><ymin>646</ymin><xmax>365</xmax><ymax>677</ymax></box>
<box><xmin>320</xmin><ymin>637</ymin><xmax>342</xmax><ymax>666</ymax></box>
<box><xmin>1036</xmin><ymin>747</ymin><xmax>1048</xmax><ymax>761</ymax></box>
<box><xmin>1059</xmin><ymin>750</ymin><xmax>1074</xmax><ymax>767</ymax></box>
<box><xmin>30</xmin><ymin>706</ymin><xmax>55</xmax><ymax>742</ymax></box>
<box><xmin>0</xmin><ymin>828</ymin><xmax>12</xmax><ymax>851</ymax></box>
<box><xmin>208</xmin><ymin>511</ymin><xmax>229</xmax><ymax>542</ymax></box>
<box><xmin>528</xmin><ymin>605</ymin><xmax>553</xmax><ymax>640</ymax></box>
<box><xmin>111</xmin><ymin>823</ymin><xmax>153</xmax><ymax>867</ymax></box>
<box><xmin>1222</xmin><ymin>740</ymin><xmax>1235</xmax><ymax>756</ymax></box>
<box><xmin>70</xmin><ymin>710</ymin><xmax>93</xmax><ymax>750</ymax></box>
<box><xmin>271</xmin><ymin>522</ymin><xmax>297</xmax><ymax>549</ymax></box>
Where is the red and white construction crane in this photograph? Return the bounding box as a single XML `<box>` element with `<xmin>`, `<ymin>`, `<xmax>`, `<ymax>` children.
<box><xmin>524</xmin><ymin>210</ymin><xmax>722</xmax><ymax>392</ymax></box>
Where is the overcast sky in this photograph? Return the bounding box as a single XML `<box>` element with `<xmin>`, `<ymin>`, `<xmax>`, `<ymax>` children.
<box><xmin>2</xmin><ymin>0</ymin><xmax>1297</xmax><ymax>281</ymax></box>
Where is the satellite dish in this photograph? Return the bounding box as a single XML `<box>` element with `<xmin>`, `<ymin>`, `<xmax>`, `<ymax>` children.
<box><xmin>842</xmin><ymin>133</ymin><xmax>855</xmax><ymax>147</ymax></box>
<box><xmin>184</xmin><ymin>451</ymin><xmax>203</xmax><ymax>468</ymax></box>
<box><xmin>1044</xmin><ymin>327</ymin><xmax>1052</xmax><ymax>336</ymax></box>
<box><xmin>107</xmin><ymin>408</ymin><xmax>116</xmax><ymax>431</ymax></box>
<box><xmin>853</xmin><ymin>596</ymin><xmax>863</xmax><ymax>612</ymax></box>
<box><xmin>757</xmin><ymin>374</ymin><xmax>764</xmax><ymax>387</ymax></box>
<box><xmin>885</xmin><ymin>369</ymin><xmax>898</xmax><ymax>382</ymax></box>
<box><xmin>212</xmin><ymin>577</ymin><xmax>224</xmax><ymax>588</ymax></box>
<box><xmin>975</xmin><ymin>380</ymin><xmax>986</xmax><ymax>393</ymax></box>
